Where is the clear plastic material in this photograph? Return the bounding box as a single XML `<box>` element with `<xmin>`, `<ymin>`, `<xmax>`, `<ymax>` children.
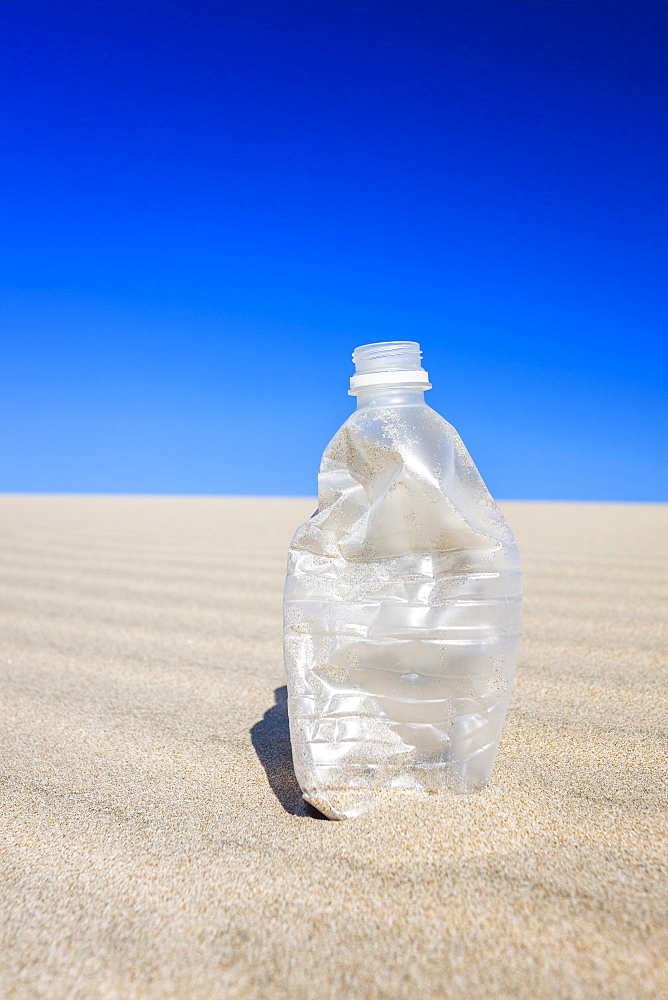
<box><xmin>283</xmin><ymin>343</ymin><xmax>522</xmax><ymax>819</ymax></box>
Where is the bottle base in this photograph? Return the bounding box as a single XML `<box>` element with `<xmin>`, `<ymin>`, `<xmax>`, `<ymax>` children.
<box><xmin>302</xmin><ymin>772</ymin><xmax>491</xmax><ymax>820</ymax></box>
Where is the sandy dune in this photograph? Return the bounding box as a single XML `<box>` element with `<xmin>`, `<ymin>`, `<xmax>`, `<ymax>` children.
<box><xmin>1</xmin><ymin>495</ymin><xmax>667</xmax><ymax>999</ymax></box>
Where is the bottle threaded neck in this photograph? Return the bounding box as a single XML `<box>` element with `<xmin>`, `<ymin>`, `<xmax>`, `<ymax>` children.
<box><xmin>349</xmin><ymin>341</ymin><xmax>431</xmax><ymax>394</ymax></box>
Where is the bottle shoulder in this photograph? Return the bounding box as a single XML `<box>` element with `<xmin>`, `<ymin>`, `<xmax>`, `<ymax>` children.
<box><xmin>326</xmin><ymin>402</ymin><xmax>459</xmax><ymax>467</ymax></box>
<box><xmin>337</xmin><ymin>401</ymin><xmax>452</xmax><ymax>433</ymax></box>
<box><xmin>290</xmin><ymin>400</ymin><xmax>520</xmax><ymax>562</ymax></box>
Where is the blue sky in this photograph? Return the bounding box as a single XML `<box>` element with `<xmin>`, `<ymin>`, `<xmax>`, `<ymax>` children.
<box><xmin>1</xmin><ymin>1</ymin><xmax>666</xmax><ymax>499</ymax></box>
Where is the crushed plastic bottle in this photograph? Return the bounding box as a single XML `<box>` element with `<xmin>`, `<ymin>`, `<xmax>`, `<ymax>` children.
<box><xmin>283</xmin><ymin>342</ymin><xmax>522</xmax><ymax>819</ymax></box>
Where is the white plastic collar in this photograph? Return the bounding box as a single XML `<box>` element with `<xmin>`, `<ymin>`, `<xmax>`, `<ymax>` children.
<box><xmin>349</xmin><ymin>369</ymin><xmax>431</xmax><ymax>393</ymax></box>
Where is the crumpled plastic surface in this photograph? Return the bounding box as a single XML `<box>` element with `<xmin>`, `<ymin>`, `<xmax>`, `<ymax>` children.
<box><xmin>284</xmin><ymin>402</ymin><xmax>522</xmax><ymax>819</ymax></box>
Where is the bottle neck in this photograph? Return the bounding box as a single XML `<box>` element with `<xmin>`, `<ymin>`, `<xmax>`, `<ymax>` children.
<box><xmin>349</xmin><ymin>343</ymin><xmax>431</xmax><ymax>401</ymax></box>
<box><xmin>355</xmin><ymin>386</ymin><xmax>426</xmax><ymax>409</ymax></box>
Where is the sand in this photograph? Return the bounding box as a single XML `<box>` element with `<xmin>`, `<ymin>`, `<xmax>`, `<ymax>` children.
<box><xmin>1</xmin><ymin>495</ymin><xmax>667</xmax><ymax>1000</ymax></box>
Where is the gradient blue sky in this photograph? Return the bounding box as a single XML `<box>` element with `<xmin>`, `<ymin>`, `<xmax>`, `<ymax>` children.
<box><xmin>1</xmin><ymin>1</ymin><xmax>666</xmax><ymax>499</ymax></box>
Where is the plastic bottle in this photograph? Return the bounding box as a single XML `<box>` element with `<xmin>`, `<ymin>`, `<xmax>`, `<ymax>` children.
<box><xmin>283</xmin><ymin>342</ymin><xmax>522</xmax><ymax>819</ymax></box>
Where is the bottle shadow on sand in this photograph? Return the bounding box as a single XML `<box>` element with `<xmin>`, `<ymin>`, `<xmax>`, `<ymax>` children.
<box><xmin>250</xmin><ymin>686</ymin><xmax>328</xmax><ymax>819</ymax></box>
